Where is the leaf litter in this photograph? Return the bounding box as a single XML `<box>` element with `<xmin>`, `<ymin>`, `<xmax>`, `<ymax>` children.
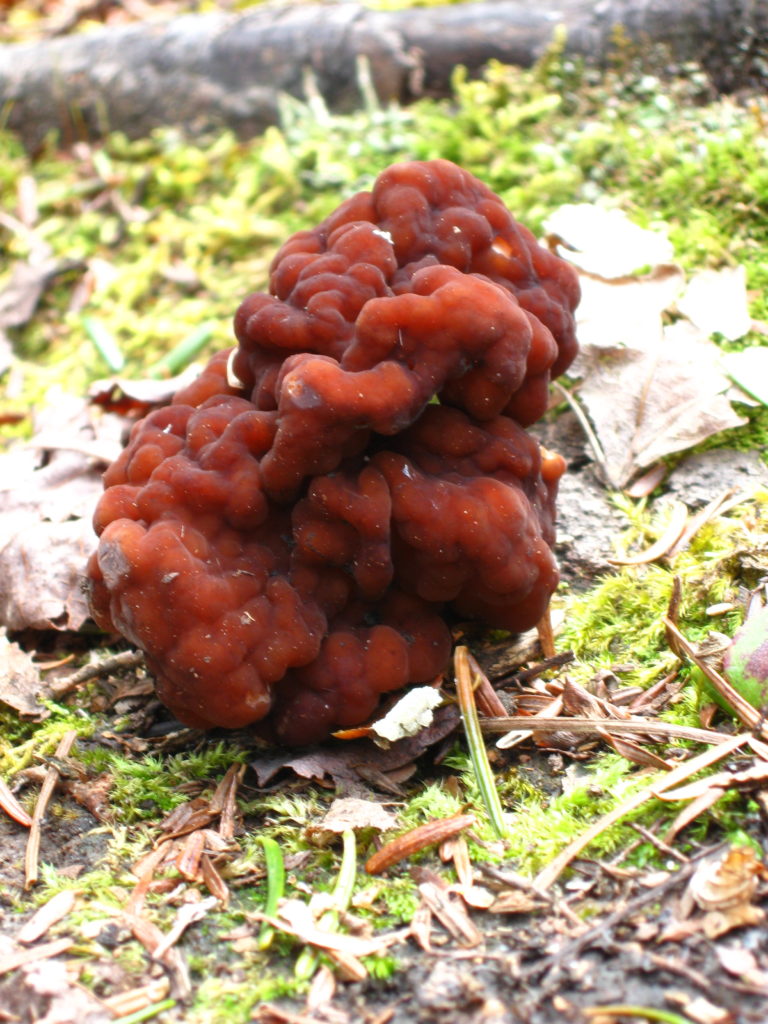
<box><xmin>547</xmin><ymin>203</ymin><xmax>762</xmax><ymax>489</ymax></box>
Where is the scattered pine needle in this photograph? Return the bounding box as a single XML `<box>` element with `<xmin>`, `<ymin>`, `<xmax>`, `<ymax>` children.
<box><xmin>608</xmin><ymin>500</ymin><xmax>688</xmax><ymax>565</ymax></box>
<box><xmin>454</xmin><ymin>646</ymin><xmax>507</xmax><ymax>838</ymax></box>
<box><xmin>482</xmin><ymin>715</ymin><xmax>731</xmax><ymax>747</ymax></box>
<box><xmin>533</xmin><ymin>731</ymin><xmax>750</xmax><ymax>889</ymax></box>
<box><xmin>664</xmin><ymin>616</ymin><xmax>767</xmax><ymax>735</ymax></box>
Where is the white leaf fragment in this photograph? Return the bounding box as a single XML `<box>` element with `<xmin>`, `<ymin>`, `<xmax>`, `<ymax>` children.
<box><xmin>677</xmin><ymin>265</ymin><xmax>752</xmax><ymax>341</ymax></box>
<box><xmin>371</xmin><ymin>686</ymin><xmax>443</xmax><ymax>743</ymax></box>
<box><xmin>544</xmin><ymin>203</ymin><xmax>674</xmax><ymax>277</ymax></box>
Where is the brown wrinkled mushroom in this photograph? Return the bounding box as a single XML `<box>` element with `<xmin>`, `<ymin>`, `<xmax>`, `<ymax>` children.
<box><xmin>86</xmin><ymin>159</ymin><xmax>579</xmax><ymax>745</ymax></box>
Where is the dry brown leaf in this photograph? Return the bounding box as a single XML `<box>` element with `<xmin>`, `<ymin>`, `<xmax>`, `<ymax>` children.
<box><xmin>722</xmin><ymin>345</ymin><xmax>768</xmax><ymax>406</ymax></box>
<box><xmin>88</xmin><ymin>363</ymin><xmax>203</xmax><ymax>415</ymax></box>
<box><xmin>0</xmin><ymin>630</ymin><xmax>50</xmax><ymax>718</ymax></box>
<box><xmin>0</xmin><ymin>253</ymin><xmax>84</xmax><ymax>333</ymax></box>
<box><xmin>701</xmin><ymin>902</ymin><xmax>765</xmax><ymax>938</ymax></box>
<box><xmin>309</xmin><ymin>798</ymin><xmax>397</xmax><ymax>842</ymax></box>
<box><xmin>664</xmin><ymin>993</ymin><xmax>731</xmax><ymax>1024</ymax></box>
<box><xmin>715</xmin><ymin>945</ymin><xmax>768</xmax><ymax>986</ymax></box>
<box><xmin>0</xmin><ymin>398</ymin><xmax>124</xmax><ymax>631</ymax></box>
<box><xmin>677</xmin><ymin>265</ymin><xmax>752</xmax><ymax>341</ymax></box>
<box><xmin>487</xmin><ymin>890</ymin><xmax>541</xmax><ymax>915</ymax></box>
<box><xmin>260</xmin><ymin>900</ymin><xmax>409</xmax><ymax>958</ymax></box>
<box><xmin>577</xmin><ymin>320</ymin><xmax>747</xmax><ymax>488</ymax></box>
<box><xmin>416</xmin><ymin>879</ymin><xmax>483</xmax><ymax>948</ymax></box>
<box><xmin>688</xmin><ymin>846</ymin><xmax>764</xmax><ymax>912</ymax></box>
<box><xmin>544</xmin><ymin>204</ymin><xmax>675</xmax><ymax>277</ymax></box>
<box><xmin>249</xmin><ymin>705</ymin><xmax>459</xmax><ymax>792</ymax></box>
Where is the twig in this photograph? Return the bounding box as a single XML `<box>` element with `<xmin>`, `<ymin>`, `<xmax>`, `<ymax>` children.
<box><xmin>482</xmin><ymin>715</ymin><xmax>731</xmax><ymax>746</ymax></box>
<box><xmin>50</xmin><ymin>650</ymin><xmax>145</xmax><ymax>698</ymax></box>
<box><xmin>0</xmin><ymin>937</ymin><xmax>74</xmax><ymax>978</ymax></box>
<box><xmin>25</xmin><ymin>730</ymin><xmax>78</xmax><ymax>888</ymax></box>
<box><xmin>664</xmin><ymin>617</ymin><xmax>766</xmax><ymax>735</ymax></box>
<box><xmin>476</xmin><ymin>863</ymin><xmax>584</xmax><ymax>930</ymax></box>
<box><xmin>536</xmin><ymin>608</ymin><xmax>556</xmax><ymax>659</ymax></box>
<box><xmin>628</xmin><ymin>822</ymin><xmax>688</xmax><ymax>864</ymax></box>
<box><xmin>551</xmin><ymin>380</ymin><xmax>610</xmax><ymax>483</ymax></box>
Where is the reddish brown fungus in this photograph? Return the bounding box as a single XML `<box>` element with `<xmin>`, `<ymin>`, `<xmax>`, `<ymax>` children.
<box><xmin>86</xmin><ymin>159</ymin><xmax>579</xmax><ymax>745</ymax></box>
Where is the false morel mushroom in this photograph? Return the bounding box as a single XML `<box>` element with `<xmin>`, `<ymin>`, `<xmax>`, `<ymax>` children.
<box><xmin>86</xmin><ymin>159</ymin><xmax>580</xmax><ymax>744</ymax></box>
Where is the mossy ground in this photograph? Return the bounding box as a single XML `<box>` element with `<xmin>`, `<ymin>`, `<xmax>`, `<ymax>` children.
<box><xmin>2</xmin><ymin>34</ymin><xmax>768</xmax><ymax>1024</ymax></box>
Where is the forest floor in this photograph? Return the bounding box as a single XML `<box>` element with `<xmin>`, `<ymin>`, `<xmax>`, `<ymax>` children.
<box><xmin>1</xmin><ymin>3</ymin><xmax>768</xmax><ymax>1024</ymax></box>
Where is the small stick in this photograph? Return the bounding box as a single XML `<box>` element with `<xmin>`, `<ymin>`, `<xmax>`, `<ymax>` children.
<box><xmin>536</xmin><ymin>609</ymin><xmax>556</xmax><ymax>660</ymax></box>
<box><xmin>25</xmin><ymin>730</ymin><xmax>78</xmax><ymax>888</ymax></box>
<box><xmin>50</xmin><ymin>650</ymin><xmax>144</xmax><ymax>698</ymax></box>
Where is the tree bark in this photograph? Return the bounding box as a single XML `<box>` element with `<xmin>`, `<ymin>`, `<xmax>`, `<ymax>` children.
<box><xmin>1</xmin><ymin>0</ymin><xmax>765</xmax><ymax>151</ymax></box>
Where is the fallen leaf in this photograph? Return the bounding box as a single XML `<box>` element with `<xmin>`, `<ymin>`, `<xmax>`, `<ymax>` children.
<box><xmin>544</xmin><ymin>204</ymin><xmax>675</xmax><ymax>276</ymax></box>
<box><xmin>664</xmin><ymin>993</ymin><xmax>731</xmax><ymax>1024</ymax></box>
<box><xmin>487</xmin><ymin>890</ymin><xmax>541</xmax><ymax>914</ymax></box>
<box><xmin>701</xmin><ymin>901</ymin><xmax>765</xmax><ymax>938</ymax></box>
<box><xmin>88</xmin><ymin>363</ymin><xmax>204</xmax><ymax>415</ymax></box>
<box><xmin>263</xmin><ymin>899</ymin><xmax>408</xmax><ymax>958</ymax></box>
<box><xmin>312</xmin><ymin>798</ymin><xmax>397</xmax><ymax>839</ymax></box>
<box><xmin>0</xmin><ymin>518</ymin><xmax>95</xmax><ymax>631</ymax></box>
<box><xmin>0</xmin><ymin>629</ymin><xmax>50</xmax><ymax>718</ymax></box>
<box><xmin>573</xmin><ymin>264</ymin><xmax>685</xmax><ymax>352</ymax></box>
<box><xmin>0</xmin><ymin>397</ymin><xmax>124</xmax><ymax>631</ymax></box>
<box><xmin>416</xmin><ymin>878</ymin><xmax>483</xmax><ymax>948</ymax></box>
<box><xmin>688</xmin><ymin>845</ymin><xmax>764</xmax><ymax>911</ymax></box>
<box><xmin>0</xmin><ymin>255</ymin><xmax>84</xmax><ymax>333</ymax></box>
<box><xmin>249</xmin><ymin>705</ymin><xmax>459</xmax><ymax>792</ymax></box>
<box><xmin>677</xmin><ymin>265</ymin><xmax>752</xmax><ymax>341</ymax></box>
<box><xmin>721</xmin><ymin>344</ymin><xmax>768</xmax><ymax>406</ymax></box>
<box><xmin>577</xmin><ymin>320</ymin><xmax>747</xmax><ymax>487</ymax></box>
<box><xmin>715</xmin><ymin>944</ymin><xmax>768</xmax><ymax>986</ymax></box>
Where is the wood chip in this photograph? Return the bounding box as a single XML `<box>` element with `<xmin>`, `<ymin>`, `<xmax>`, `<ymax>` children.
<box><xmin>17</xmin><ymin>889</ymin><xmax>77</xmax><ymax>945</ymax></box>
<box><xmin>365</xmin><ymin>814</ymin><xmax>476</xmax><ymax>875</ymax></box>
<box><xmin>0</xmin><ymin>937</ymin><xmax>73</xmax><ymax>978</ymax></box>
<box><xmin>0</xmin><ymin>776</ymin><xmax>33</xmax><ymax>828</ymax></box>
<box><xmin>417</xmin><ymin>879</ymin><xmax>483</xmax><ymax>948</ymax></box>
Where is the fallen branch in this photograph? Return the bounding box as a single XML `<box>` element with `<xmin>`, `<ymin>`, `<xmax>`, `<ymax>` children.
<box><xmin>2</xmin><ymin>0</ymin><xmax>766</xmax><ymax>150</ymax></box>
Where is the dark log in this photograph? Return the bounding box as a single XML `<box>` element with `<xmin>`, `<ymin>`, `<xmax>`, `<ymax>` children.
<box><xmin>1</xmin><ymin>0</ymin><xmax>766</xmax><ymax>150</ymax></box>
